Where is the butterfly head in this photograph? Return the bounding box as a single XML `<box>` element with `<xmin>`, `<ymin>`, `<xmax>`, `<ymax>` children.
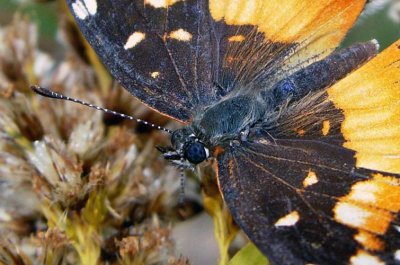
<box><xmin>158</xmin><ymin>127</ymin><xmax>210</xmax><ymax>167</ymax></box>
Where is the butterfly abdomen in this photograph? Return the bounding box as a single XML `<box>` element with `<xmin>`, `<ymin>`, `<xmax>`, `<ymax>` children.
<box><xmin>273</xmin><ymin>40</ymin><xmax>379</xmax><ymax>105</ymax></box>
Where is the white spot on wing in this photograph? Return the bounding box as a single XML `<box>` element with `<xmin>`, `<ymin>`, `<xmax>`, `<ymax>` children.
<box><xmin>83</xmin><ymin>0</ymin><xmax>97</xmax><ymax>15</ymax></box>
<box><xmin>347</xmin><ymin>182</ymin><xmax>379</xmax><ymax>204</ymax></box>
<box><xmin>274</xmin><ymin>211</ymin><xmax>300</xmax><ymax>227</ymax></box>
<box><xmin>72</xmin><ymin>1</ymin><xmax>89</xmax><ymax>20</ymax></box>
<box><xmin>124</xmin><ymin>32</ymin><xmax>146</xmax><ymax>50</ymax></box>
<box><xmin>395</xmin><ymin>250</ymin><xmax>400</xmax><ymax>261</ymax></box>
<box><xmin>72</xmin><ymin>0</ymin><xmax>97</xmax><ymax>20</ymax></box>
<box><xmin>169</xmin><ymin>29</ymin><xmax>192</xmax><ymax>41</ymax></box>
<box><xmin>350</xmin><ymin>250</ymin><xmax>385</xmax><ymax>265</ymax></box>
<box><xmin>333</xmin><ymin>202</ymin><xmax>370</xmax><ymax>228</ymax></box>
<box><xmin>145</xmin><ymin>0</ymin><xmax>182</xmax><ymax>8</ymax></box>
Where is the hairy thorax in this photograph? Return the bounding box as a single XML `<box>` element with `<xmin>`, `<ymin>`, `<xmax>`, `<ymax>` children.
<box><xmin>192</xmin><ymin>94</ymin><xmax>267</xmax><ymax>146</ymax></box>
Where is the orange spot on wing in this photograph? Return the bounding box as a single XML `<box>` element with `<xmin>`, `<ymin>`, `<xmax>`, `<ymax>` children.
<box><xmin>369</xmin><ymin>174</ymin><xmax>400</xmax><ymax>212</ymax></box>
<box><xmin>303</xmin><ymin>170</ymin><xmax>318</xmax><ymax>187</ymax></box>
<box><xmin>322</xmin><ymin>120</ymin><xmax>330</xmax><ymax>136</ymax></box>
<box><xmin>354</xmin><ymin>231</ymin><xmax>385</xmax><ymax>251</ymax></box>
<box><xmin>334</xmin><ymin>172</ymin><xmax>400</xmax><ymax>235</ymax></box>
<box><xmin>360</xmin><ymin>212</ymin><xmax>392</xmax><ymax>236</ymax></box>
<box><xmin>168</xmin><ymin>29</ymin><xmax>192</xmax><ymax>41</ymax></box>
<box><xmin>345</xmin><ymin>177</ymin><xmax>400</xmax><ymax>212</ymax></box>
<box><xmin>333</xmin><ymin>201</ymin><xmax>393</xmax><ymax>235</ymax></box>
<box><xmin>151</xmin><ymin>71</ymin><xmax>160</xmax><ymax>78</ymax></box>
<box><xmin>228</xmin><ymin>35</ymin><xmax>245</xmax><ymax>42</ymax></box>
<box><xmin>297</xmin><ymin>129</ymin><xmax>306</xmax><ymax>136</ymax></box>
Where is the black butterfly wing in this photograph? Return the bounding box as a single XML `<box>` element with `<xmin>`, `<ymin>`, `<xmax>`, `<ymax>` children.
<box><xmin>67</xmin><ymin>0</ymin><xmax>220</xmax><ymax>122</ymax></box>
<box><xmin>66</xmin><ymin>0</ymin><xmax>365</xmax><ymax>122</ymax></box>
<box><xmin>216</xmin><ymin>40</ymin><xmax>400</xmax><ymax>264</ymax></box>
<box><xmin>217</xmin><ymin>137</ymin><xmax>400</xmax><ymax>265</ymax></box>
<box><xmin>66</xmin><ymin>0</ymin><xmax>256</xmax><ymax>121</ymax></box>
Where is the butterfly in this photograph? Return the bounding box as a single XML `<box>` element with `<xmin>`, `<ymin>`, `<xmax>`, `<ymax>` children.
<box><xmin>34</xmin><ymin>0</ymin><xmax>400</xmax><ymax>264</ymax></box>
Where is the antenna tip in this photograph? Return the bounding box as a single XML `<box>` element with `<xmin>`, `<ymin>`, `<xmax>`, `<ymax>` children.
<box><xmin>30</xmin><ymin>85</ymin><xmax>40</xmax><ymax>92</ymax></box>
<box><xmin>30</xmin><ymin>85</ymin><xmax>56</xmax><ymax>98</ymax></box>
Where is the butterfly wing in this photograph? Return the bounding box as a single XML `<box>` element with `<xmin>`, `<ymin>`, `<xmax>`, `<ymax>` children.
<box><xmin>66</xmin><ymin>0</ymin><xmax>365</xmax><ymax>122</ymax></box>
<box><xmin>268</xmin><ymin>40</ymin><xmax>400</xmax><ymax>173</ymax></box>
<box><xmin>67</xmin><ymin>0</ymin><xmax>220</xmax><ymax>122</ymax></box>
<box><xmin>217</xmin><ymin>137</ymin><xmax>400</xmax><ymax>264</ymax></box>
<box><xmin>216</xmin><ymin>40</ymin><xmax>400</xmax><ymax>264</ymax></box>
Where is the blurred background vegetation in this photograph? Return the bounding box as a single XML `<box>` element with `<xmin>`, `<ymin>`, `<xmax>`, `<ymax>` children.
<box><xmin>0</xmin><ymin>0</ymin><xmax>58</xmax><ymax>52</ymax></box>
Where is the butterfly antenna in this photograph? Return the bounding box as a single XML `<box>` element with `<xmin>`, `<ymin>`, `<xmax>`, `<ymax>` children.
<box><xmin>178</xmin><ymin>160</ymin><xmax>186</xmax><ymax>206</ymax></box>
<box><xmin>31</xmin><ymin>85</ymin><xmax>173</xmax><ymax>134</ymax></box>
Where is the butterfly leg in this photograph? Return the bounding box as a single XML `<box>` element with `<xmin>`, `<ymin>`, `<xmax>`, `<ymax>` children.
<box><xmin>272</xmin><ymin>40</ymin><xmax>379</xmax><ymax>105</ymax></box>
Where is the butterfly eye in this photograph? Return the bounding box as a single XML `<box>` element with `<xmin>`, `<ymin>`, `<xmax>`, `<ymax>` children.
<box><xmin>184</xmin><ymin>142</ymin><xmax>207</xmax><ymax>164</ymax></box>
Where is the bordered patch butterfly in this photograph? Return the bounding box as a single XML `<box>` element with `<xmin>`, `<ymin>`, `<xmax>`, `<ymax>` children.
<box><xmin>32</xmin><ymin>0</ymin><xmax>400</xmax><ymax>264</ymax></box>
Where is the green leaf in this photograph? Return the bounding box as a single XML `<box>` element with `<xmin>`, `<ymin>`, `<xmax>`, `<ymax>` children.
<box><xmin>228</xmin><ymin>243</ymin><xmax>269</xmax><ymax>265</ymax></box>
